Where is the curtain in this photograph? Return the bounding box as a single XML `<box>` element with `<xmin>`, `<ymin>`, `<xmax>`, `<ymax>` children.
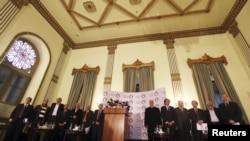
<box><xmin>123</xmin><ymin>68</ymin><xmax>137</xmax><ymax>92</ymax></box>
<box><xmin>124</xmin><ymin>66</ymin><xmax>154</xmax><ymax>92</ymax></box>
<box><xmin>138</xmin><ymin>67</ymin><xmax>154</xmax><ymax>92</ymax></box>
<box><xmin>67</xmin><ymin>72</ymin><xmax>85</xmax><ymax>108</ymax></box>
<box><xmin>191</xmin><ymin>64</ymin><xmax>214</xmax><ymax>108</ymax></box>
<box><xmin>208</xmin><ymin>62</ymin><xmax>249</xmax><ymax>124</ymax></box>
<box><xmin>68</xmin><ymin>71</ymin><xmax>98</xmax><ymax>109</ymax></box>
<box><xmin>79</xmin><ymin>71</ymin><xmax>97</xmax><ymax>108</ymax></box>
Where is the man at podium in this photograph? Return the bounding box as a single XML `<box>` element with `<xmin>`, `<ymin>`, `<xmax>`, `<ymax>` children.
<box><xmin>92</xmin><ymin>103</ymin><xmax>104</xmax><ymax>141</ymax></box>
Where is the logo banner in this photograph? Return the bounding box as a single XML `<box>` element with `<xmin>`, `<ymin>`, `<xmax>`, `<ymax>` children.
<box><xmin>103</xmin><ymin>87</ymin><xmax>166</xmax><ymax>140</ymax></box>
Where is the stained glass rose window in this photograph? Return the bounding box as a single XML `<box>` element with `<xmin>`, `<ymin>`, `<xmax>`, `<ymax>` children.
<box><xmin>5</xmin><ymin>40</ymin><xmax>36</xmax><ymax>73</ymax></box>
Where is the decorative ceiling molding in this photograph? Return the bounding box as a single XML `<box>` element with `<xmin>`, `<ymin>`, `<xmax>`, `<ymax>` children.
<box><xmin>29</xmin><ymin>0</ymin><xmax>74</xmax><ymax>46</ymax></box>
<box><xmin>61</xmin><ymin>0</ymin><xmax>212</xmax><ymax>30</ymax></box>
<box><xmin>29</xmin><ymin>0</ymin><xmax>247</xmax><ymax>49</ymax></box>
<box><xmin>129</xmin><ymin>0</ymin><xmax>141</xmax><ymax>5</ymax></box>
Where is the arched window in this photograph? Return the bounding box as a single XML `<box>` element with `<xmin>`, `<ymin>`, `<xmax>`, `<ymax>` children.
<box><xmin>0</xmin><ymin>38</ymin><xmax>39</xmax><ymax>105</ymax></box>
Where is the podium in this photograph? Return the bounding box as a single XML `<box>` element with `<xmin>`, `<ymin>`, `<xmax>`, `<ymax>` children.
<box><xmin>102</xmin><ymin>108</ymin><xmax>128</xmax><ymax>141</ymax></box>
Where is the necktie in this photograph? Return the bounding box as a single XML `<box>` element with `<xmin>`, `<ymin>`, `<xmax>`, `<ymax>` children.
<box><xmin>83</xmin><ymin>111</ymin><xmax>88</xmax><ymax>122</ymax></box>
<box><xmin>19</xmin><ymin>105</ymin><xmax>26</xmax><ymax>118</ymax></box>
<box><xmin>97</xmin><ymin>110</ymin><xmax>101</xmax><ymax>120</ymax></box>
<box><xmin>195</xmin><ymin>109</ymin><xmax>200</xmax><ymax>119</ymax></box>
<box><xmin>225</xmin><ymin>103</ymin><xmax>229</xmax><ymax>107</ymax></box>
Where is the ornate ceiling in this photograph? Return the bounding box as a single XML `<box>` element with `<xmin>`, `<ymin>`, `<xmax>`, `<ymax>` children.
<box><xmin>30</xmin><ymin>0</ymin><xmax>247</xmax><ymax>49</ymax></box>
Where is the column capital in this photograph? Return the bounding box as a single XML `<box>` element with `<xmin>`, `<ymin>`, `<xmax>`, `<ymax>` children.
<box><xmin>228</xmin><ymin>20</ymin><xmax>240</xmax><ymax>37</ymax></box>
<box><xmin>163</xmin><ymin>39</ymin><xmax>175</xmax><ymax>49</ymax></box>
<box><xmin>63</xmin><ymin>42</ymin><xmax>71</xmax><ymax>54</ymax></box>
<box><xmin>11</xmin><ymin>0</ymin><xmax>29</xmax><ymax>9</ymax></box>
<box><xmin>107</xmin><ymin>45</ymin><xmax>117</xmax><ymax>54</ymax></box>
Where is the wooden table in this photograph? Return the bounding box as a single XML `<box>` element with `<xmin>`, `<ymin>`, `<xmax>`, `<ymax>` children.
<box><xmin>34</xmin><ymin>128</ymin><xmax>54</xmax><ymax>141</ymax></box>
<box><xmin>63</xmin><ymin>129</ymin><xmax>85</xmax><ymax>141</ymax></box>
<box><xmin>149</xmin><ymin>132</ymin><xmax>173</xmax><ymax>141</ymax></box>
<box><xmin>202</xmin><ymin>133</ymin><xmax>208</xmax><ymax>141</ymax></box>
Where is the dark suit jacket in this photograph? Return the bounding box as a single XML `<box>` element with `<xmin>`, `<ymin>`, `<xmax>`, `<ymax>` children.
<box><xmin>82</xmin><ymin>110</ymin><xmax>94</xmax><ymax>127</ymax></box>
<box><xmin>58</xmin><ymin>109</ymin><xmax>71</xmax><ymax>129</ymax></box>
<box><xmin>204</xmin><ymin>107</ymin><xmax>222</xmax><ymax>124</ymax></box>
<box><xmin>161</xmin><ymin>106</ymin><xmax>175</xmax><ymax>123</ymax></box>
<box><xmin>10</xmin><ymin>103</ymin><xmax>34</xmax><ymax>122</ymax></box>
<box><xmin>188</xmin><ymin>108</ymin><xmax>205</xmax><ymax>130</ymax></box>
<box><xmin>174</xmin><ymin>108</ymin><xmax>191</xmax><ymax>130</ymax></box>
<box><xmin>70</xmin><ymin>108</ymin><xmax>83</xmax><ymax>126</ymax></box>
<box><xmin>218</xmin><ymin>102</ymin><xmax>245</xmax><ymax>124</ymax></box>
<box><xmin>144</xmin><ymin>106</ymin><xmax>162</xmax><ymax>133</ymax></box>
<box><xmin>48</xmin><ymin>103</ymin><xmax>64</xmax><ymax>125</ymax></box>
<box><xmin>93</xmin><ymin>109</ymin><xmax>105</xmax><ymax>126</ymax></box>
<box><xmin>161</xmin><ymin>106</ymin><xmax>175</xmax><ymax>132</ymax></box>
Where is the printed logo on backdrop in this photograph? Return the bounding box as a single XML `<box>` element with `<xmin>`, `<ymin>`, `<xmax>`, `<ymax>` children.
<box><xmin>103</xmin><ymin>88</ymin><xmax>166</xmax><ymax>140</ymax></box>
<box><xmin>115</xmin><ymin>93</ymin><xmax>120</xmax><ymax>98</ymax></box>
<box><xmin>129</xmin><ymin>94</ymin><xmax>133</xmax><ymax>99</ymax></box>
<box><xmin>103</xmin><ymin>91</ymin><xmax>108</xmax><ymax>96</ymax></box>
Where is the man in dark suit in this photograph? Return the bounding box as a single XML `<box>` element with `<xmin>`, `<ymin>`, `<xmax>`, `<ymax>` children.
<box><xmin>144</xmin><ymin>100</ymin><xmax>162</xmax><ymax>141</ymax></box>
<box><xmin>218</xmin><ymin>94</ymin><xmax>245</xmax><ymax>125</ymax></box>
<box><xmin>74</xmin><ymin>104</ymin><xmax>94</xmax><ymax>141</ymax></box>
<box><xmin>92</xmin><ymin>103</ymin><xmax>105</xmax><ymax>141</ymax></box>
<box><xmin>189</xmin><ymin>100</ymin><xmax>205</xmax><ymax>141</ymax></box>
<box><xmin>56</xmin><ymin>104</ymin><xmax>71</xmax><ymax>141</ymax></box>
<box><xmin>49</xmin><ymin>97</ymin><xmax>64</xmax><ymax>124</ymax></box>
<box><xmin>204</xmin><ymin>101</ymin><xmax>222</xmax><ymax>125</ymax></box>
<box><xmin>160</xmin><ymin>98</ymin><xmax>175</xmax><ymax>135</ymax></box>
<box><xmin>4</xmin><ymin>97</ymin><xmax>34</xmax><ymax>141</ymax></box>
<box><xmin>66</xmin><ymin>102</ymin><xmax>83</xmax><ymax>141</ymax></box>
<box><xmin>70</xmin><ymin>102</ymin><xmax>83</xmax><ymax>127</ymax></box>
<box><xmin>174</xmin><ymin>100</ymin><xmax>192</xmax><ymax>141</ymax></box>
<box><xmin>48</xmin><ymin>97</ymin><xmax>64</xmax><ymax>141</ymax></box>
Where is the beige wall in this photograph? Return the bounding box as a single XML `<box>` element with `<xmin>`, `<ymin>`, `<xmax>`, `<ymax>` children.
<box><xmin>56</xmin><ymin>33</ymin><xmax>250</xmax><ymax>123</ymax></box>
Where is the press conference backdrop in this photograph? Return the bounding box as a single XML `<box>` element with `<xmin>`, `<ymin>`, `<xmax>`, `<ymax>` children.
<box><xmin>103</xmin><ymin>88</ymin><xmax>166</xmax><ymax>140</ymax></box>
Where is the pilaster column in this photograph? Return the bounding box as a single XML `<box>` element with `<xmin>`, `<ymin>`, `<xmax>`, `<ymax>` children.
<box><xmin>45</xmin><ymin>42</ymin><xmax>71</xmax><ymax>100</ymax></box>
<box><xmin>163</xmin><ymin>39</ymin><xmax>184</xmax><ymax>101</ymax></box>
<box><xmin>228</xmin><ymin>20</ymin><xmax>250</xmax><ymax>67</ymax></box>
<box><xmin>103</xmin><ymin>44</ymin><xmax>117</xmax><ymax>90</ymax></box>
<box><xmin>0</xmin><ymin>0</ymin><xmax>28</xmax><ymax>33</ymax></box>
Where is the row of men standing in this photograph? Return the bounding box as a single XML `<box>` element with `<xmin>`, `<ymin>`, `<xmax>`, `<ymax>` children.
<box><xmin>3</xmin><ymin>97</ymin><xmax>105</xmax><ymax>141</ymax></box>
<box><xmin>144</xmin><ymin>94</ymin><xmax>246</xmax><ymax>141</ymax></box>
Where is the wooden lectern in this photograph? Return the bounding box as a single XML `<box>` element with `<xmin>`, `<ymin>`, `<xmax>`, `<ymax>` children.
<box><xmin>102</xmin><ymin>108</ymin><xmax>128</xmax><ymax>141</ymax></box>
